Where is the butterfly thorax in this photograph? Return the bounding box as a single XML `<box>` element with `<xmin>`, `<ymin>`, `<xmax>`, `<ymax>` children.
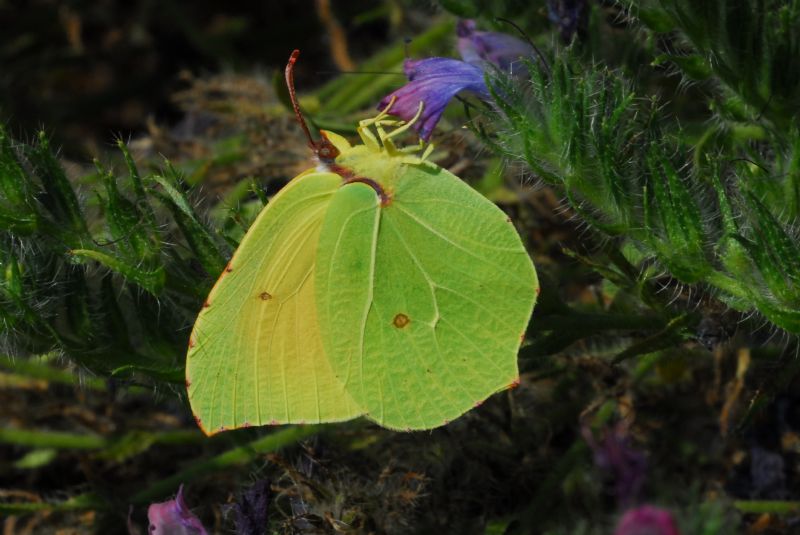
<box><xmin>318</xmin><ymin>99</ymin><xmax>434</xmax><ymax>207</ymax></box>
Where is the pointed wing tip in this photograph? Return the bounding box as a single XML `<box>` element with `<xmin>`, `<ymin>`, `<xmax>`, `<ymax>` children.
<box><xmin>191</xmin><ymin>413</ymin><xmax>214</xmax><ymax>437</ymax></box>
<box><xmin>193</xmin><ymin>419</ymin><xmax>265</xmax><ymax>437</ymax></box>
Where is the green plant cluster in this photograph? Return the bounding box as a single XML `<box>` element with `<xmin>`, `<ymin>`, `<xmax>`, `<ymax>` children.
<box><xmin>485</xmin><ymin>0</ymin><xmax>800</xmax><ymax>334</ymax></box>
<box><xmin>0</xmin><ymin>127</ymin><xmax>233</xmax><ymax>381</ymax></box>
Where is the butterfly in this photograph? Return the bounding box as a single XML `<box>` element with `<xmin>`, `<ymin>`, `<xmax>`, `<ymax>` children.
<box><xmin>185</xmin><ymin>50</ymin><xmax>538</xmax><ymax>434</ymax></box>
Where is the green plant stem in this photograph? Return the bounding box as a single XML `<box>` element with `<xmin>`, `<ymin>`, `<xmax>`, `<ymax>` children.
<box><xmin>612</xmin><ymin>313</ymin><xmax>695</xmax><ymax>364</ymax></box>
<box><xmin>0</xmin><ymin>493</ymin><xmax>106</xmax><ymax>515</ymax></box>
<box><xmin>734</xmin><ymin>500</ymin><xmax>800</xmax><ymax>515</ymax></box>
<box><xmin>0</xmin><ymin>354</ymin><xmax>107</xmax><ymax>390</ymax></box>
<box><xmin>522</xmin><ymin>310</ymin><xmax>669</xmax><ymax>358</ymax></box>
<box><xmin>130</xmin><ymin>425</ymin><xmax>322</xmax><ymax>504</ymax></box>
<box><xmin>0</xmin><ymin>428</ymin><xmax>106</xmax><ymax>450</ymax></box>
<box><xmin>0</xmin><ymin>354</ymin><xmax>151</xmax><ymax>393</ymax></box>
<box><xmin>0</xmin><ymin>427</ymin><xmax>201</xmax><ymax>450</ymax></box>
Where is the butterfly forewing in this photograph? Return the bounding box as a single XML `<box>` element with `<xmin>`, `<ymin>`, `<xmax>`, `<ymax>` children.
<box><xmin>186</xmin><ymin>172</ymin><xmax>362</xmax><ymax>435</ymax></box>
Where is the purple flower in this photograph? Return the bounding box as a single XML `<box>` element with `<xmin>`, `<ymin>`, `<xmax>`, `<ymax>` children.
<box><xmin>547</xmin><ymin>0</ymin><xmax>588</xmax><ymax>42</ymax></box>
<box><xmin>581</xmin><ymin>422</ymin><xmax>647</xmax><ymax>506</ymax></box>
<box><xmin>232</xmin><ymin>479</ymin><xmax>271</xmax><ymax>535</ymax></box>
<box><xmin>147</xmin><ymin>485</ymin><xmax>208</xmax><ymax>535</ymax></box>
<box><xmin>615</xmin><ymin>505</ymin><xmax>681</xmax><ymax>535</ymax></box>
<box><xmin>456</xmin><ymin>19</ymin><xmax>534</xmax><ymax>73</ymax></box>
<box><xmin>378</xmin><ymin>20</ymin><xmax>534</xmax><ymax>141</ymax></box>
<box><xmin>379</xmin><ymin>58</ymin><xmax>489</xmax><ymax>141</ymax></box>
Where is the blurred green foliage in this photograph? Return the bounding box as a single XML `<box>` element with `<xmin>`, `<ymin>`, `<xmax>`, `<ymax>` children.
<box><xmin>0</xmin><ymin>126</ymin><xmax>223</xmax><ymax>381</ymax></box>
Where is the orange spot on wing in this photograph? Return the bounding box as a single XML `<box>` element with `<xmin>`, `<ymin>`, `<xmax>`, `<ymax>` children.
<box><xmin>269</xmin><ymin>419</ymin><xmax>279</xmax><ymax>425</ymax></box>
<box><xmin>242</xmin><ymin>422</ymin><xmax>251</xmax><ymax>428</ymax></box>
<box><xmin>393</xmin><ymin>313</ymin><xmax>410</xmax><ymax>328</ymax></box>
<box><xmin>259</xmin><ymin>291</ymin><xmax>272</xmax><ymax>301</ymax></box>
<box><xmin>203</xmin><ymin>300</ymin><xmax>211</xmax><ymax>308</ymax></box>
<box><xmin>508</xmin><ymin>377</ymin><xmax>521</xmax><ymax>390</ymax></box>
<box><xmin>188</xmin><ymin>336</ymin><xmax>196</xmax><ymax>349</ymax></box>
<box><xmin>474</xmin><ymin>400</ymin><xmax>484</xmax><ymax>408</ymax></box>
<box><xmin>185</xmin><ymin>379</ymin><xmax>191</xmax><ymax>388</ymax></box>
<box><xmin>225</xmin><ymin>263</ymin><xmax>234</xmax><ymax>273</ymax></box>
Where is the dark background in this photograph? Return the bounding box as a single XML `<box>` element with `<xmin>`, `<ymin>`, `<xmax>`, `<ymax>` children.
<box><xmin>0</xmin><ymin>0</ymin><xmax>412</xmax><ymax>156</ymax></box>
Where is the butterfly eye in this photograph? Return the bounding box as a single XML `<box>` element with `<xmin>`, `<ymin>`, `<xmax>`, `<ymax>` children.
<box><xmin>316</xmin><ymin>136</ymin><xmax>340</xmax><ymax>161</ymax></box>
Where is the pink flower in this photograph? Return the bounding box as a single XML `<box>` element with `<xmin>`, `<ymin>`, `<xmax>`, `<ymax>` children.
<box><xmin>581</xmin><ymin>422</ymin><xmax>647</xmax><ymax>506</ymax></box>
<box><xmin>614</xmin><ymin>505</ymin><xmax>681</xmax><ymax>535</ymax></box>
<box><xmin>147</xmin><ymin>485</ymin><xmax>208</xmax><ymax>535</ymax></box>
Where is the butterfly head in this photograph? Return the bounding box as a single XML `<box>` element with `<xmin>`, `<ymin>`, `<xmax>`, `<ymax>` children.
<box><xmin>285</xmin><ymin>50</ymin><xmax>434</xmax><ymax>191</ymax></box>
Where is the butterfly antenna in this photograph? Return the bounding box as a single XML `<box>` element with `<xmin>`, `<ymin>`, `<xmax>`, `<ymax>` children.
<box><xmin>285</xmin><ymin>49</ymin><xmax>316</xmax><ymax>150</ymax></box>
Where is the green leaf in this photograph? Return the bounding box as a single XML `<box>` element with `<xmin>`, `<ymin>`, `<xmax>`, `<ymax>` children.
<box><xmin>13</xmin><ymin>448</ymin><xmax>57</xmax><ymax>469</ymax></box>
<box><xmin>652</xmin><ymin>53</ymin><xmax>712</xmax><ymax>80</ymax></box>
<box><xmin>646</xmin><ymin>148</ymin><xmax>710</xmax><ymax>282</ymax></box>
<box><xmin>69</xmin><ymin>249</ymin><xmax>165</xmax><ymax>295</ymax></box>
<box><xmin>26</xmin><ymin>131</ymin><xmax>89</xmax><ymax>242</ymax></box>
<box><xmin>741</xmin><ymin>191</ymin><xmax>800</xmax><ymax>300</ymax></box>
<box><xmin>0</xmin><ymin>126</ymin><xmax>38</xmax><ymax>234</ymax></box>
<box><xmin>437</xmin><ymin>0</ymin><xmax>479</xmax><ymax>18</ymax></box>
<box><xmin>151</xmin><ymin>165</ymin><xmax>228</xmax><ymax>278</ymax></box>
<box><xmin>99</xmin><ymin>165</ymin><xmax>161</xmax><ymax>263</ymax></box>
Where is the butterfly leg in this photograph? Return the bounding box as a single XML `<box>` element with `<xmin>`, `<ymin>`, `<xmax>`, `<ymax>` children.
<box><xmin>357</xmin><ymin>97</ymin><xmax>400</xmax><ymax>151</ymax></box>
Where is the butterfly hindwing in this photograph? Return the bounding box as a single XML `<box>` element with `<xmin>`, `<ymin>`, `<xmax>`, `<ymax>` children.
<box><xmin>316</xmin><ymin>165</ymin><xmax>538</xmax><ymax>430</ymax></box>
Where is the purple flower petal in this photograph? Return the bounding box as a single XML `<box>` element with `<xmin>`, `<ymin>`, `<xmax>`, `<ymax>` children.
<box><xmin>547</xmin><ymin>0</ymin><xmax>588</xmax><ymax>42</ymax></box>
<box><xmin>456</xmin><ymin>19</ymin><xmax>535</xmax><ymax>73</ymax></box>
<box><xmin>147</xmin><ymin>485</ymin><xmax>208</xmax><ymax>535</ymax></box>
<box><xmin>232</xmin><ymin>479</ymin><xmax>271</xmax><ymax>535</ymax></box>
<box><xmin>378</xmin><ymin>57</ymin><xmax>489</xmax><ymax>141</ymax></box>
<box><xmin>615</xmin><ymin>505</ymin><xmax>681</xmax><ymax>535</ymax></box>
<box><xmin>581</xmin><ymin>422</ymin><xmax>647</xmax><ymax>506</ymax></box>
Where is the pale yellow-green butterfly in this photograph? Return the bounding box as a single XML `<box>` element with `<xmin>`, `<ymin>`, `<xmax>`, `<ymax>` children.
<box><xmin>186</xmin><ymin>50</ymin><xmax>538</xmax><ymax>435</ymax></box>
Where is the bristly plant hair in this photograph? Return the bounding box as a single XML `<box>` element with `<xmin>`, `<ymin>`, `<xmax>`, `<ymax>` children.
<box><xmin>481</xmin><ymin>43</ymin><xmax>800</xmax><ymax>339</ymax></box>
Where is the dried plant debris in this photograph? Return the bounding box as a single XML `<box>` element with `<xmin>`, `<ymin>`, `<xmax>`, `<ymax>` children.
<box><xmin>132</xmin><ymin>72</ymin><xmax>310</xmax><ymax>198</ymax></box>
<box><xmin>264</xmin><ymin>447</ymin><xmax>426</xmax><ymax>535</ymax></box>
